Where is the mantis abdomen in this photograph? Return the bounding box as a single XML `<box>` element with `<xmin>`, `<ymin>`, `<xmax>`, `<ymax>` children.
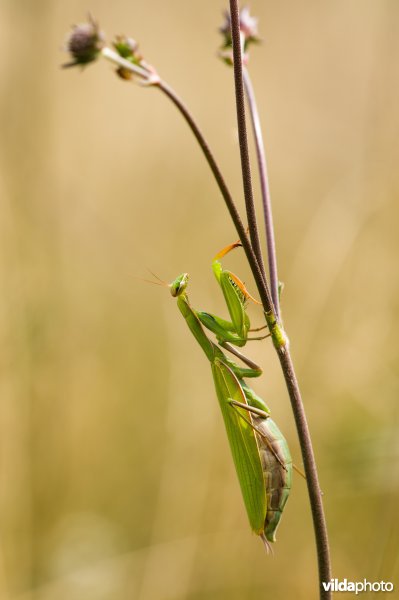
<box><xmin>253</xmin><ymin>416</ymin><xmax>293</xmax><ymax>543</ymax></box>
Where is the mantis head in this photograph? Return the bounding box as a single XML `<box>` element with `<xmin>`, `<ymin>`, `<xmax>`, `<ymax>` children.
<box><xmin>169</xmin><ymin>273</ymin><xmax>189</xmax><ymax>297</ymax></box>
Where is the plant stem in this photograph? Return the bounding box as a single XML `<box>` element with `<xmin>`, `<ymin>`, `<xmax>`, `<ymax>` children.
<box><xmin>156</xmin><ymin>79</ymin><xmax>274</xmax><ymax>314</ymax></box>
<box><xmin>99</xmin><ymin>46</ymin><xmax>274</xmax><ymax>314</ymax></box>
<box><xmin>243</xmin><ymin>67</ymin><xmax>280</xmax><ymax>319</ymax></box>
<box><xmin>102</xmin><ymin>47</ymin><xmax>156</xmax><ymax>81</ymax></box>
<box><xmin>158</xmin><ymin>70</ymin><xmax>333</xmax><ymax>599</ymax></box>
<box><xmin>278</xmin><ymin>347</ymin><xmax>332</xmax><ymax>598</ymax></box>
<box><xmin>101</xmin><ymin>32</ymin><xmax>332</xmax><ymax>598</ymax></box>
<box><xmin>229</xmin><ymin>2</ymin><xmax>332</xmax><ymax>597</ymax></box>
<box><xmin>228</xmin><ymin>1</ymin><xmax>266</xmax><ymax>281</ymax></box>
<box><xmin>157</xmin><ymin>81</ymin><xmax>248</xmax><ymax>248</ymax></box>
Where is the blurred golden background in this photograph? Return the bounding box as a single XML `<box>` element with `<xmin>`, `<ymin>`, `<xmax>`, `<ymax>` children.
<box><xmin>0</xmin><ymin>1</ymin><xmax>398</xmax><ymax>598</ymax></box>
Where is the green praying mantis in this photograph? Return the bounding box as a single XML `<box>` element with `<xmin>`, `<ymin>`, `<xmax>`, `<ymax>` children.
<box><xmin>151</xmin><ymin>242</ymin><xmax>293</xmax><ymax>549</ymax></box>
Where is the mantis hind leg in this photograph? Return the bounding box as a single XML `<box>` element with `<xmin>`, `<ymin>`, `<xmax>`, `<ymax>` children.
<box><xmin>228</xmin><ymin>400</ymin><xmax>288</xmax><ymax>471</ymax></box>
<box><xmin>249</xmin><ymin>324</ymin><xmax>268</xmax><ymax>332</ymax></box>
<box><xmin>230</xmin><ymin>399</ymin><xmax>306</xmax><ymax>481</ymax></box>
<box><xmin>293</xmin><ymin>464</ymin><xmax>306</xmax><ymax>479</ymax></box>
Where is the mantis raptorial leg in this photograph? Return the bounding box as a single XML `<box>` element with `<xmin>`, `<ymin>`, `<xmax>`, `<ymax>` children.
<box><xmin>195</xmin><ymin>241</ymin><xmax>269</xmax><ymax>349</ymax></box>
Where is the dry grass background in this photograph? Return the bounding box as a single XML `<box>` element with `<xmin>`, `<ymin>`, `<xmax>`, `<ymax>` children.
<box><xmin>0</xmin><ymin>1</ymin><xmax>398</xmax><ymax>598</ymax></box>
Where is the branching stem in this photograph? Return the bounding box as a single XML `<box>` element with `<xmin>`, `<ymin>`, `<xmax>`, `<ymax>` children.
<box><xmin>100</xmin><ymin>45</ymin><xmax>274</xmax><ymax>314</ymax></box>
<box><xmin>102</xmin><ymin>47</ymin><xmax>157</xmax><ymax>81</ymax></box>
<box><xmin>101</xmin><ymin>15</ymin><xmax>332</xmax><ymax>597</ymax></box>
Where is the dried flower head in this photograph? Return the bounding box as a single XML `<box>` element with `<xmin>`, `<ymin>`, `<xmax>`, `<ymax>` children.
<box><xmin>63</xmin><ymin>15</ymin><xmax>105</xmax><ymax>68</ymax></box>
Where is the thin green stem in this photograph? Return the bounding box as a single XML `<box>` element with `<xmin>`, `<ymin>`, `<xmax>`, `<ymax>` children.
<box><xmin>228</xmin><ymin>0</ymin><xmax>266</xmax><ymax>282</ymax></box>
<box><xmin>243</xmin><ymin>67</ymin><xmax>280</xmax><ymax>318</ymax></box>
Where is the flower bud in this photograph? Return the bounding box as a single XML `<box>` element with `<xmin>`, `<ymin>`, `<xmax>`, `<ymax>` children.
<box><xmin>219</xmin><ymin>6</ymin><xmax>260</xmax><ymax>65</ymax></box>
<box><xmin>113</xmin><ymin>35</ymin><xmax>144</xmax><ymax>81</ymax></box>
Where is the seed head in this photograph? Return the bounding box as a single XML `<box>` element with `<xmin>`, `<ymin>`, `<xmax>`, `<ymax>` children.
<box><xmin>63</xmin><ymin>15</ymin><xmax>105</xmax><ymax>68</ymax></box>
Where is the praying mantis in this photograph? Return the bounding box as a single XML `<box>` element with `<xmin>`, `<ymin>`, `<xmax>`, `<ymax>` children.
<box><xmin>156</xmin><ymin>242</ymin><xmax>293</xmax><ymax>549</ymax></box>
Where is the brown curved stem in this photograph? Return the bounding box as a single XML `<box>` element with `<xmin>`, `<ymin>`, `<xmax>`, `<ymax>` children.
<box><xmin>277</xmin><ymin>346</ymin><xmax>332</xmax><ymax>598</ymax></box>
<box><xmin>229</xmin><ymin>2</ymin><xmax>332</xmax><ymax>598</ymax></box>
<box><xmin>99</xmin><ymin>45</ymin><xmax>275</xmax><ymax>313</ymax></box>
<box><xmin>156</xmin><ymin>79</ymin><xmax>275</xmax><ymax>315</ymax></box>
<box><xmin>102</xmin><ymin>19</ymin><xmax>332</xmax><ymax>598</ymax></box>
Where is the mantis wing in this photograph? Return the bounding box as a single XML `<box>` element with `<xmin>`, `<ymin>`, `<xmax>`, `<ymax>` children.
<box><xmin>211</xmin><ymin>359</ymin><xmax>266</xmax><ymax>535</ymax></box>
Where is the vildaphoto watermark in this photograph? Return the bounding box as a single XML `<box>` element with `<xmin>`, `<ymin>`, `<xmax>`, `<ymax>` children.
<box><xmin>322</xmin><ymin>579</ymin><xmax>394</xmax><ymax>594</ymax></box>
